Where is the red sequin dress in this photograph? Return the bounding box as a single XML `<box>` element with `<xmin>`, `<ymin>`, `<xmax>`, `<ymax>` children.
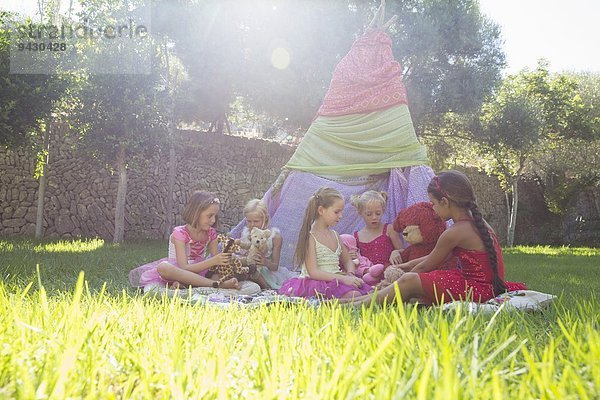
<box><xmin>354</xmin><ymin>223</ymin><xmax>396</xmax><ymax>266</ymax></box>
<box><xmin>418</xmin><ymin>229</ymin><xmax>526</xmax><ymax>304</ymax></box>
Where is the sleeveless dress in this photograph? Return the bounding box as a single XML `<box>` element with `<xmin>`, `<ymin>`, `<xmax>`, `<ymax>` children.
<box><xmin>354</xmin><ymin>223</ymin><xmax>396</xmax><ymax>266</ymax></box>
<box><xmin>418</xmin><ymin>224</ymin><xmax>527</xmax><ymax>304</ymax></box>
<box><xmin>279</xmin><ymin>232</ymin><xmax>372</xmax><ymax>298</ymax></box>
<box><xmin>239</xmin><ymin>226</ymin><xmax>297</xmax><ymax>289</ymax></box>
<box><xmin>128</xmin><ymin>225</ymin><xmax>217</xmax><ymax>288</ymax></box>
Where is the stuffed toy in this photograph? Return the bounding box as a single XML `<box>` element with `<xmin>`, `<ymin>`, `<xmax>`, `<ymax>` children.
<box><xmin>236</xmin><ymin>227</ymin><xmax>272</xmax><ymax>269</ymax></box>
<box><xmin>339</xmin><ymin>234</ymin><xmax>385</xmax><ymax>286</ymax></box>
<box><xmin>379</xmin><ymin>202</ymin><xmax>456</xmax><ymax>288</ymax></box>
<box><xmin>235</xmin><ymin>227</ymin><xmax>273</xmax><ymax>289</ymax></box>
<box><xmin>207</xmin><ymin>234</ymin><xmax>249</xmax><ymax>286</ymax></box>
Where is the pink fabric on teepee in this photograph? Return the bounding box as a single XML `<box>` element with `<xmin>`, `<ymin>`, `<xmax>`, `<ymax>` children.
<box><xmin>317</xmin><ymin>30</ymin><xmax>408</xmax><ymax>117</ymax></box>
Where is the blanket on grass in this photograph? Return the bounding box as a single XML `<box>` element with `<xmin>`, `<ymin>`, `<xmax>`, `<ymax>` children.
<box><xmin>143</xmin><ymin>283</ymin><xmax>555</xmax><ymax>312</ymax></box>
<box><xmin>143</xmin><ymin>282</ymin><xmax>310</xmax><ymax>308</ymax></box>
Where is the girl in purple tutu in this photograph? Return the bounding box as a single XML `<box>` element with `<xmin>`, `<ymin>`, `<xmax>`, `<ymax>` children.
<box><xmin>279</xmin><ymin>187</ymin><xmax>372</xmax><ymax>298</ymax></box>
<box><xmin>128</xmin><ymin>190</ymin><xmax>239</xmax><ymax>290</ymax></box>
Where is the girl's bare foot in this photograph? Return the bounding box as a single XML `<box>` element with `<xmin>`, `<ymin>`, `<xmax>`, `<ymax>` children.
<box><xmin>220</xmin><ymin>277</ymin><xmax>240</xmax><ymax>290</ymax></box>
<box><xmin>167</xmin><ymin>281</ymin><xmax>181</xmax><ymax>289</ymax></box>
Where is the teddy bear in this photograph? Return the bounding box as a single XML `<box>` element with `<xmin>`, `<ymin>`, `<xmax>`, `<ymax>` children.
<box><xmin>339</xmin><ymin>234</ymin><xmax>385</xmax><ymax>286</ymax></box>
<box><xmin>379</xmin><ymin>202</ymin><xmax>456</xmax><ymax>288</ymax></box>
<box><xmin>207</xmin><ymin>234</ymin><xmax>249</xmax><ymax>285</ymax></box>
<box><xmin>235</xmin><ymin>227</ymin><xmax>272</xmax><ymax>289</ymax></box>
<box><xmin>236</xmin><ymin>227</ymin><xmax>272</xmax><ymax>268</ymax></box>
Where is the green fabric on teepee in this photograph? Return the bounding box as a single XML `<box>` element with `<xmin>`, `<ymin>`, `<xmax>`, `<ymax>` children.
<box><xmin>285</xmin><ymin>104</ymin><xmax>429</xmax><ymax>177</ymax></box>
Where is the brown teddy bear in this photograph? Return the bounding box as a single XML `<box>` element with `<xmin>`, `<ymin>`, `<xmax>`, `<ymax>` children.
<box><xmin>379</xmin><ymin>202</ymin><xmax>456</xmax><ymax>288</ymax></box>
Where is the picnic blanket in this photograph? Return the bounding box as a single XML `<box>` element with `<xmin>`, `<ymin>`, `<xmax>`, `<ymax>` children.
<box><xmin>142</xmin><ymin>283</ymin><xmax>555</xmax><ymax>312</ymax></box>
<box><xmin>142</xmin><ymin>282</ymin><xmax>311</xmax><ymax>308</ymax></box>
<box><xmin>143</xmin><ymin>280</ymin><xmax>262</xmax><ymax>297</ymax></box>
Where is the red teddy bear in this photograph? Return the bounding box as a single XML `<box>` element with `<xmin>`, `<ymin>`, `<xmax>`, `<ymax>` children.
<box><xmin>393</xmin><ymin>202</ymin><xmax>448</xmax><ymax>262</ymax></box>
<box><xmin>380</xmin><ymin>202</ymin><xmax>458</xmax><ymax>288</ymax></box>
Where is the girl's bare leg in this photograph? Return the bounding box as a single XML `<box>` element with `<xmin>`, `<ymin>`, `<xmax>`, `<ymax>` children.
<box><xmin>251</xmin><ymin>272</ymin><xmax>271</xmax><ymax>289</ymax></box>
<box><xmin>338</xmin><ymin>273</ymin><xmax>425</xmax><ymax>305</ymax></box>
<box><xmin>157</xmin><ymin>262</ymin><xmax>240</xmax><ymax>289</ymax></box>
<box><xmin>340</xmin><ymin>290</ymin><xmax>362</xmax><ymax>299</ymax></box>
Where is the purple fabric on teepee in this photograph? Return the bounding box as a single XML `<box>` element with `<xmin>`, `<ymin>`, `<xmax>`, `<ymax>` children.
<box><xmin>231</xmin><ymin>166</ymin><xmax>434</xmax><ymax>271</ymax></box>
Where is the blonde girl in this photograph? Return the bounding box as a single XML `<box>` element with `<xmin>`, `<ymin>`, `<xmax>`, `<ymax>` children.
<box><xmin>239</xmin><ymin>199</ymin><xmax>295</xmax><ymax>289</ymax></box>
<box><xmin>350</xmin><ymin>191</ymin><xmax>404</xmax><ymax>281</ymax></box>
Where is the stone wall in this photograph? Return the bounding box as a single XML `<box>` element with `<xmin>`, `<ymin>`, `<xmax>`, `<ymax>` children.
<box><xmin>0</xmin><ymin>129</ymin><xmax>294</xmax><ymax>239</ymax></box>
<box><xmin>1</xmin><ymin>130</ymin><xmax>598</xmax><ymax>245</ymax></box>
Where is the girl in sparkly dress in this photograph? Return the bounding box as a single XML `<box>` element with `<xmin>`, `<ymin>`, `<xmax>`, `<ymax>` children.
<box><xmin>341</xmin><ymin>171</ymin><xmax>526</xmax><ymax>305</ymax></box>
<box><xmin>350</xmin><ymin>191</ymin><xmax>404</xmax><ymax>284</ymax></box>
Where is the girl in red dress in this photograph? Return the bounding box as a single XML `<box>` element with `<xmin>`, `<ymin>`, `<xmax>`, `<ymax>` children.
<box><xmin>340</xmin><ymin>170</ymin><xmax>526</xmax><ymax>305</ymax></box>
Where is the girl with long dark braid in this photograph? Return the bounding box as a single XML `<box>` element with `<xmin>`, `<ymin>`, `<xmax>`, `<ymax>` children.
<box><xmin>340</xmin><ymin>170</ymin><xmax>526</xmax><ymax>305</ymax></box>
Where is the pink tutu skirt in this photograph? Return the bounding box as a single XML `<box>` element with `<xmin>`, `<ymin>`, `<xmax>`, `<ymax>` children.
<box><xmin>279</xmin><ymin>276</ymin><xmax>372</xmax><ymax>299</ymax></box>
<box><xmin>128</xmin><ymin>257</ymin><xmax>208</xmax><ymax>288</ymax></box>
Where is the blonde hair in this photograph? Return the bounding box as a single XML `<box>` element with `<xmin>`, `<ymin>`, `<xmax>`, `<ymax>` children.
<box><xmin>350</xmin><ymin>190</ymin><xmax>388</xmax><ymax>213</ymax></box>
<box><xmin>182</xmin><ymin>190</ymin><xmax>220</xmax><ymax>230</ymax></box>
<box><xmin>294</xmin><ymin>187</ymin><xmax>344</xmax><ymax>268</ymax></box>
<box><xmin>243</xmin><ymin>199</ymin><xmax>269</xmax><ymax>229</ymax></box>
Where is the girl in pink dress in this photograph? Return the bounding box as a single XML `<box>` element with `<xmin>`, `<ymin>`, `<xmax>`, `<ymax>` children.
<box><xmin>350</xmin><ymin>191</ymin><xmax>404</xmax><ymax>284</ymax></box>
<box><xmin>128</xmin><ymin>191</ymin><xmax>239</xmax><ymax>290</ymax></box>
<box><xmin>279</xmin><ymin>187</ymin><xmax>372</xmax><ymax>298</ymax></box>
<box><xmin>340</xmin><ymin>171</ymin><xmax>526</xmax><ymax>305</ymax></box>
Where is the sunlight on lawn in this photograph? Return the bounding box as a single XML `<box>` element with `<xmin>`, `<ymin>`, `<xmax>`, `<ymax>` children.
<box><xmin>0</xmin><ymin>242</ymin><xmax>14</xmax><ymax>251</ymax></box>
<box><xmin>32</xmin><ymin>238</ymin><xmax>105</xmax><ymax>253</ymax></box>
<box><xmin>505</xmin><ymin>246</ymin><xmax>600</xmax><ymax>256</ymax></box>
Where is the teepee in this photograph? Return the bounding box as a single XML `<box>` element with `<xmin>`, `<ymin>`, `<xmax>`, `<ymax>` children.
<box><xmin>231</xmin><ymin>6</ymin><xmax>434</xmax><ymax>270</ymax></box>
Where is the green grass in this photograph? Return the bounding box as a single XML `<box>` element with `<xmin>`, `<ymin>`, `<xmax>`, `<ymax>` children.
<box><xmin>1</xmin><ymin>238</ymin><xmax>599</xmax><ymax>398</ymax></box>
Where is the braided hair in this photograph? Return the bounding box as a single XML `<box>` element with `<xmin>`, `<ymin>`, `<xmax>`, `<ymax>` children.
<box><xmin>427</xmin><ymin>171</ymin><xmax>507</xmax><ymax>296</ymax></box>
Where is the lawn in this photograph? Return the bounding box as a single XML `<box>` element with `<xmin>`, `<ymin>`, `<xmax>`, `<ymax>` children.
<box><xmin>1</xmin><ymin>238</ymin><xmax>599</xmax><ymax>398</ymax></box>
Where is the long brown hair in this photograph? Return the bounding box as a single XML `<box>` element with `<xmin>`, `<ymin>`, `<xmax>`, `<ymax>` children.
<box><xmin>427</xmin><ymin>170</ymin><xmax>507</xmax><ymax>296</ymax></box>
<box><xmin>182</xmin><ymin>190</ymin><xmax>220</xmax><ymax>230</ymax></box>
<box><xmin>294</xmin><ymin>187</ymin><xmax>344</xmax><ymax>268</ymax></box>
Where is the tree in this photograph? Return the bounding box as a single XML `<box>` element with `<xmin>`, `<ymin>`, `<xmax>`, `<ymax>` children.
<box><xmin>1</xmin><ymin>10</ymin><xmax>72</xmax><ymax>238</ymax></box>
<box><xmin>532</xmin><ymin>72</ymin><xmax>600</xmax><ymax>215</ymax></box>
<box><xmin>72</xmin><ymin>0</ymin><xmax>167</xmax><ymax>243</ymax></box>
<box><xmin>469</xmin><ymin>63</ymin><xmax>594</xmax><ymax>246</ymax></box>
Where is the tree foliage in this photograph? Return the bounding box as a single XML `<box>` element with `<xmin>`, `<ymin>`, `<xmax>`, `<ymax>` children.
<box><xmin>461</xmin><ymin>63</ymin><xmax>596</xmax><ymax>244</ymax></box>
<box><xmin>387</xmin><ymin>0</ymin><xmax>505</xmax><ymax>134</ymax></box>
<box><xmin>72</xmin><ymin>0</ymin><xmax>167</xmax><ymax>163</ymax></box>
<box><xmin>532</xmin><ymin>72</ymin><xmax>600</xmax><ymax>214</ymax></box>
<box><xmin>0</xmin><ymin>11</ymin><xmax>67</xmax><ymax>148</ymax></box>
<box><xmin>151</xmin><ymin>0</ymin><xmax>504</xmax><ymax>133</ymax></box>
